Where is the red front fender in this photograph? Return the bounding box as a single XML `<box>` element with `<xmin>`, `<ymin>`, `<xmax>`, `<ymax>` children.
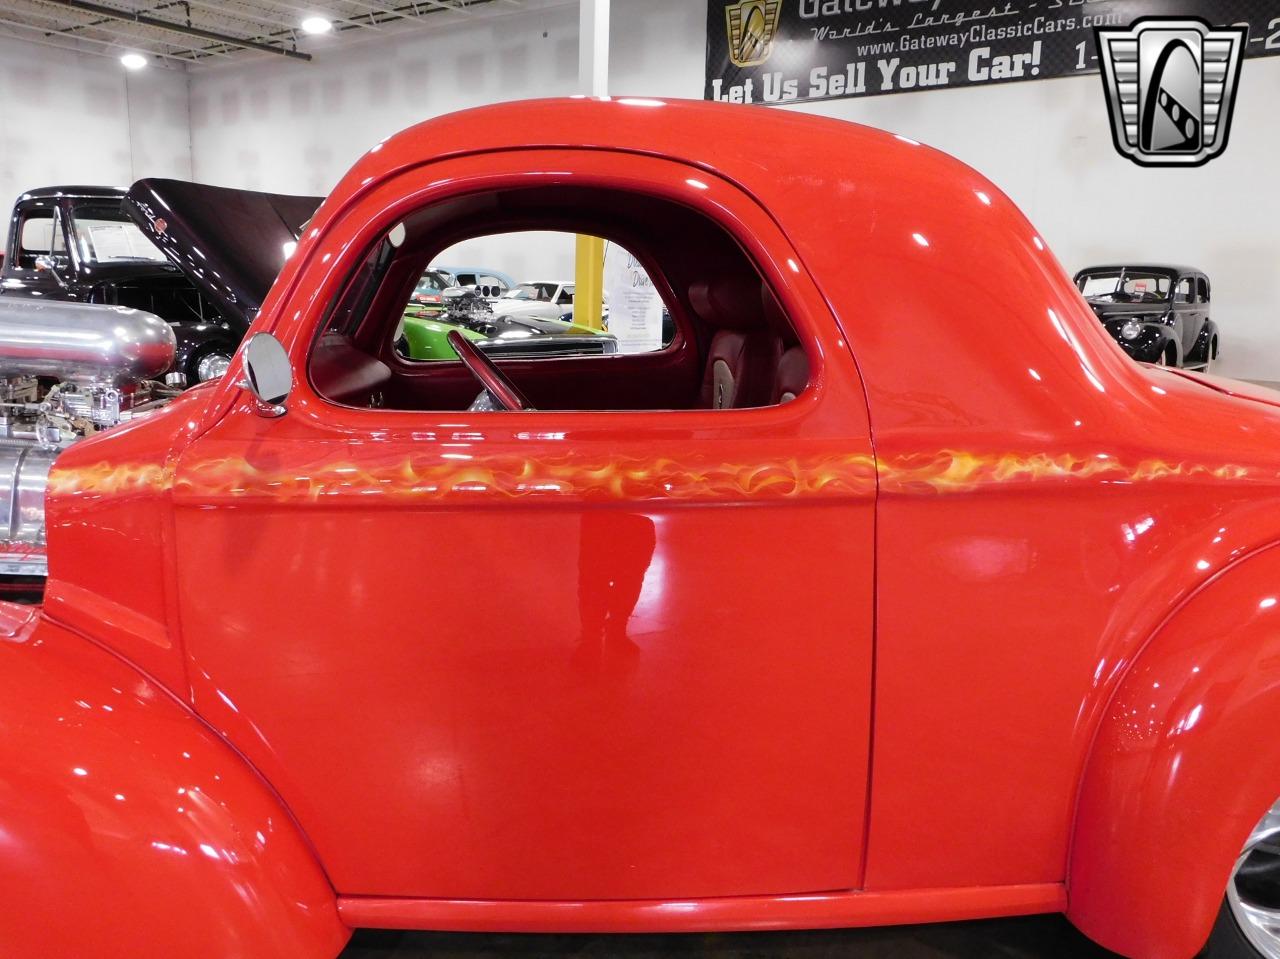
<box><xmin>0</xmin><ymin>609</ymin><xmax>349</xmax><ymax>959</ymax></box>
<box><xmin>1068</xmin><ymin>544</ymin><xmax>1280</xmax><ymax>959</ymax></box>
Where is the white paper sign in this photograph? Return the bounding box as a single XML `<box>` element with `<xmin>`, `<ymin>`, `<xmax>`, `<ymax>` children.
<box><xmin>603</xmin><ymin>242</ymin><xmax>664</xmax><ymax>354</ymax></box>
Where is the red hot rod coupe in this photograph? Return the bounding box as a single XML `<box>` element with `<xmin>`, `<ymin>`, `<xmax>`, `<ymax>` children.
<box><xmin>7</xmin><ymin>98</ymin><xmax>1280</xmax><ymax>959</ymax></box>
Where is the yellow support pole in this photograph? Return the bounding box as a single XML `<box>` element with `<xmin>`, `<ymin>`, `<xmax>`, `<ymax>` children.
<box><xmin>574</xmin><ymin>234</ymin><xmax>606</xmax><ymax>331</ymax></box>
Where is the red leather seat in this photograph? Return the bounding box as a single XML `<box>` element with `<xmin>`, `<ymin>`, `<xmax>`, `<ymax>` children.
<box><xmin>760</xmin><ymin>283</ymin><xmax>809</xmax><ymax>404</ymax></box>
<box><xmin>690</xmin><ymin>279</ymin><xmax>781</xmax><ymax>409</ymax></box>
<box><xmin>774</xmin><ymin>346</ymin><xmax>810</xmax><ymax>404</ymax></box>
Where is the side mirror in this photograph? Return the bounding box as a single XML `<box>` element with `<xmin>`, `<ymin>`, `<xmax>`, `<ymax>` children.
<box><xmin>33</xmin><ymin>255</ymin><xmax>67</xmax><ymax>287</ymax></box>
<box><xmin>241</xmin><ymin>332</ymin><xmax>292</xmax><ymax>417</ymax></box>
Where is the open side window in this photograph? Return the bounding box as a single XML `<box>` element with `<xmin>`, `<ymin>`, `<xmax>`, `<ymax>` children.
<box><xmin>309</xmin><ymin>185</ymin><xmax>811</xmax><ymax>414</ymax></box>
<box><xmin>14</xmin><ymin>204</ymin><xmax>64</xmax><ymax>270</ymax></box>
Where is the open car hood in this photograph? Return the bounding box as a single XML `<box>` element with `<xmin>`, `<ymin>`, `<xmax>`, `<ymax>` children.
<box><xmin>123</xmin><ymin>178</ymin><xmax>323</xmax><ymax>329</ymax></box>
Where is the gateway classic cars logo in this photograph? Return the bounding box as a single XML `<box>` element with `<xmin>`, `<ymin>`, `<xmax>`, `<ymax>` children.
<box><xmin>1095</xmin><ymin>17</ymin><xmax>1246</xmax><ymax>168</ymax></box>
<box><xmin>725</xmin><ymin>0</ymin><xmax>782</xmax><ymax>67</ymax></box>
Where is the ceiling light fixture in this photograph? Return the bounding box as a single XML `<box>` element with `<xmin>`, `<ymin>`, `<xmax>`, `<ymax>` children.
<box><xmin>300</xmin><ymin>16</ymin><xmax>333</xmax><ymax>35</ymax></box>
<box><xmin>120</xmin><ymin>52</ymin><xmax>148</xmax><ymax>70</ymax></box>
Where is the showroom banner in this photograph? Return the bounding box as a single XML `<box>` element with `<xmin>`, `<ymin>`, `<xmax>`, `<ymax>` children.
<box><xmin>705</xmin><ymin>1</ymin><xmax>1280</xmax><ymax>105</ymax></box>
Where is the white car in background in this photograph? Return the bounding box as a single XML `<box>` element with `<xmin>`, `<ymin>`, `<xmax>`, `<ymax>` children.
<box><xmin>490</xmin><ymin>280</ymin><xmax>575</xmax><ymax>320</ymax></box>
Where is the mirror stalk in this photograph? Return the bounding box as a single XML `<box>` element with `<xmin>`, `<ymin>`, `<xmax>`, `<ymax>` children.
<box><xmin>240</xmin><ymin>332</ymin><xmax>293</xmax><ymax>417</ymax></box>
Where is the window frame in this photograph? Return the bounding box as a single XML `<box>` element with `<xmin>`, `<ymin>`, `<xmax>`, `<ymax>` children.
<box><xmin>15</xmin><ymin>204</ymin><xmax>60</xmax><ymax>268</ymax></box>
<box><xmin>1175</xmin><ymin>276</ymin><xmax>1194</xmax><ymax>304</ymax></box>
<box><xmin>232</xmin><ymin>150</ymin><xmax>843</xmax><ymax>430</ymax></box>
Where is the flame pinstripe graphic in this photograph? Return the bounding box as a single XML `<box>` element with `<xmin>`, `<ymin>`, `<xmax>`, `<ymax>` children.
<box><xmin>48</xmin><ymin>453</ymin><xmax>878</xmax><ymax>502</ymax></box>
<box><xmin>47</xmin><ymin>450</ymin><xmax>1262</xmax><ymax>503</ymax></box>
<box><xmin>879</xmin><ymin>450</ymin><xmax>1250</xmax><ymax>493</ymax></box>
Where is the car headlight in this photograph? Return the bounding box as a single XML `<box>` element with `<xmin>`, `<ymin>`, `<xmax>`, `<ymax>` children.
<box><xmin>196</xmin><ymin>351</ymin><xmax>233</xmax><ymax>382</ymax></box>
<box><xmin>1121</xmin><ymin>320</ymin><xmax>1143</xmax><ymax>341</ymax></box>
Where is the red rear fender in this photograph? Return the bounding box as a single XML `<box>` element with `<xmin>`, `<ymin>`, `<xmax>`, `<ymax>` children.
<box><xmin>1069</xmin><ymin>545</ymin><xmax>1280</xmax><ymax>959</ymax></box>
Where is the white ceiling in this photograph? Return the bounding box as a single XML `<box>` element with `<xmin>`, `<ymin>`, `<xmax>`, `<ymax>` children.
<box><xmin>0</xmin><ymin>0</ymin><xmax>530</xmax><ymax>67</ymax></box>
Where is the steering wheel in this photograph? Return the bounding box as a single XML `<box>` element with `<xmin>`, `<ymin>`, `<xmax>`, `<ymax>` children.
<box><xmin>447</xmin><ymin>330</ymin><xmax>533</xmax><ymax>412</ymax></box>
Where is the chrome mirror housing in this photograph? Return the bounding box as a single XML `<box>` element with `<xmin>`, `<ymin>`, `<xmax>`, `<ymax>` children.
<box><xmin>33</xmin><ymin>255</ymin><xmax>68</xmax><ymax>287</ymax></box>
<box><xmin>241</xmin><ymin>333</ymin><xmax>292</xmax><ymax>417</ymax></box>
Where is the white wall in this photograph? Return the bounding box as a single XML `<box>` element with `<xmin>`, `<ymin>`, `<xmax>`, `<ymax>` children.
<box><xmin>0</xmin><ymin>36</ymin><xmax>191</xmax><ymax>211</ymax></box>
<box><xmin>437</xmin><ymin>232</ymin><xmax>577</xmax><ymax>284</ymax></box>
<box><xmin>187</xmin><ymin>0</ymin><xmax>579</xmax><ymax>280</ymax></box>
<box><xmin>610</xmin><ymin>0</ymin><xmax>707</xmax><ymax>99</ymax></box>
<box><xmin>187</xmin><ymin>0</ymin><xmax>579</xmax><ymax>197</ymax></box>
<box><xmin>24</xmin><ymin>0</ymin><xmax>1271</xmax><ymax>376</ymax></box>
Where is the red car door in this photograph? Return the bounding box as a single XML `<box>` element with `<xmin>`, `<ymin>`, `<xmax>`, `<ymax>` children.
<box><xmin>169</xmin><ymin>151</ymin><xmax>876</xmax><ymax>903</ymax></box>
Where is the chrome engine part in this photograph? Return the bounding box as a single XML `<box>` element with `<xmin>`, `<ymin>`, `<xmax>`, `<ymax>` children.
<box><xmin>0</xmin><ymin>299</ymin><xmax>179</xmax><ymax>578</ymax></box>
<box><xmin>0</xmin><ymin>298</ymin><xmax>176</xmax><ymax>383</ymax></box>
<box><xmin>0</xmin><ymin>444</ymin><xmax>57</xmax><ymax>576</ymax></box>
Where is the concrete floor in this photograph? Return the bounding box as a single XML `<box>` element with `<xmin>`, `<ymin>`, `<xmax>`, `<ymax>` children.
<box><xmin>341</xmin><ymin>915</ymin><xmax>1120</xmax><ymax>958</ymax></box>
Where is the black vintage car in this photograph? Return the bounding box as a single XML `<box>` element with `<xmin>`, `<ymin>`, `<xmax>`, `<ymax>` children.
<box><xmin>1074</xmin><ymin>264</ymin><xmax>1219</xmax><ymax>370</ymax></box>
<box><xmin>0</xmin><ymin>182</ymin><xmax>320</xmax><ymax>384</ymax></box>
